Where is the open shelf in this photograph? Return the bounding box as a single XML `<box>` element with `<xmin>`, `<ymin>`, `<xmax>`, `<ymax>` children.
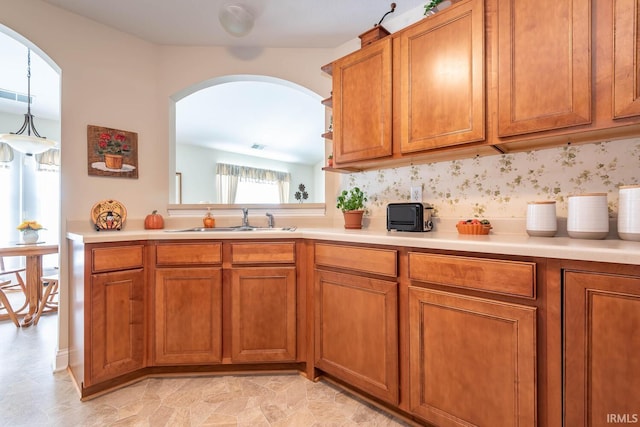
<box><xmin>322</xmin><ymin>166</ymin><xmax>361</xmax><ymax>174</ymax></box>
<box><xmin>321</xmin><ymin>131</ymin><xmax>333</xmax><ymax>140</ymax></box>
<box><xmin>321</xmin><ymin>96</ymin><xmax>333</xmax><ymax>108</ymax></box>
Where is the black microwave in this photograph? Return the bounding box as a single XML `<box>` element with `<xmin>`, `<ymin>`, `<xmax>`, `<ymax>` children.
<box><xmin>387</xmin><ymin>202</ymin><xmax>434</xmax><ymax>232</ymax></box>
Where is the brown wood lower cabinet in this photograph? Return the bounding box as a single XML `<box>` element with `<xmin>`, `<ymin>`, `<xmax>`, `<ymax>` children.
<box><xmin>88</xmin><ymin>268</ymin><xmax>145</xmax><ymax>387</ymax></box>
<box><xmin>230</xmin><ymin>267</ymin><xmax>297</xmax><ymax>363</ymax></box>
<box><xmin>314</xmin><ymin>269</ymin><xmax>399</xmax><ymax>404</ymax></box>
<box><xmin>69</xmin><ymin>236</ymin><xmax>638</xmax><ymax>426</ymax></box>
<box><xmin>154</xmin><ymin>267</ymin><xmax>223</xmax><ymax>365</ymax></box>
<box><xmin>564</xmin><ymin>270</ymin><xmax>640</xmax><ymax>427</ymax></box>
<box><xmin>408</xmin><ymin>286</ymin><xmax>537</xmax><ymax>426</ymax></box>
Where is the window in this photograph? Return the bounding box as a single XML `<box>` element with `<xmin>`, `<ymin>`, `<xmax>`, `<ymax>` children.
<box><xmin>234</xmin><ymin>181</ymin><xmax>281</xmax><ymax>204</ymax></box>
<box><xmin>0</xmin><ymin>150</ymin><xmax>59</xmax><ymax>269</ymax></box>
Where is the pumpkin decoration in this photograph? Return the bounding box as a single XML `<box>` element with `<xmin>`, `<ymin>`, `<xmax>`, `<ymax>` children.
<box><xmin>144</xmin><ymin>210</ymin><xmax>164</xmax><ymax>229</ymax></box>
<box><xmin>203</xmin><ymin>209</ymin><xmax>216</xmax><ymax>228</ymax></box>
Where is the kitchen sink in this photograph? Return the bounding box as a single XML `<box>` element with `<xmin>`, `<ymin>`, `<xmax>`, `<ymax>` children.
<box><xmin>168</xmin><ymin>226</ymin><xmax>296</xmax><ymax>232</ymax></box>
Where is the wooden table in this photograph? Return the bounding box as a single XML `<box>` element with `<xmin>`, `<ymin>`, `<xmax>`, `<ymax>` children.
<box><xmin>0</xmin><ymin>242</ymin><xmax>58</xmax><ymax>327</ymax></box>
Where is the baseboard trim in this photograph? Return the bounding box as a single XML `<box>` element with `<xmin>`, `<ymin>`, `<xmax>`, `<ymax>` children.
<box><xmin>53</xmin><ymin>347</ymin><xmax>69</xmax><ymax>372</ymax></box>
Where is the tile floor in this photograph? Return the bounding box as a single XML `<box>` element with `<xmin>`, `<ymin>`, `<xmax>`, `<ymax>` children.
<box><xmin>0</xmin><ymin>308</ymin><xmax>413</xmax><ymax>426</ymax></box>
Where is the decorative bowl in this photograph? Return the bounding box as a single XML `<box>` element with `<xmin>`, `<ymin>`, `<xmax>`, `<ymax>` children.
<box><xmin>456</xmin><ymin>223</ymin><xmax>492</xmax><ymax>235</ymax></box>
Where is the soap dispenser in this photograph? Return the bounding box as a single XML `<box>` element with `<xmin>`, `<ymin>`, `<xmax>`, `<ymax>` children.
<box><xmin>203</xmin><ymin>208</ymin><xmax>215</xmax><ymax>228</ymax></box>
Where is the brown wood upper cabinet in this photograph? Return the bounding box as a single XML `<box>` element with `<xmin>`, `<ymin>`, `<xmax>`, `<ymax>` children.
<box><xmin>495</xmin><ymin>0</ymin><xmax>591</xmax><ymax>137</ymax></box>
<box><xmin>613</xmin><ymin>0</ymin><xmax>640</xmax><ymax>119</ymax></box>
<box><xmin>326</xmin><ymin>0</ymin><xmax>640</xmax><ymax>169</ymax></box>
<box><xmin>399</xmin><ymin>0</ymin><xmax>485</xmax><ymax>152</ymax></box>
<box><xmin>332</xmin><ymin>37</ymin><xmax>393</xmax><ymax>164</ymax></box>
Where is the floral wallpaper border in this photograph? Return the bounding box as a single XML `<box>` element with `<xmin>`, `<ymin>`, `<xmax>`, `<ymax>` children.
<box><xmin>341</xmin><ymin>138</ymin><xmax>640</xmax><ymax>220</ymax></box>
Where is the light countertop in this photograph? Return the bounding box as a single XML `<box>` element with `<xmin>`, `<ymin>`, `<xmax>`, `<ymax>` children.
<box><xmin>67</xmin><ymin>227</ymin><xmax>640</xmax><ymax>266</ymax></box>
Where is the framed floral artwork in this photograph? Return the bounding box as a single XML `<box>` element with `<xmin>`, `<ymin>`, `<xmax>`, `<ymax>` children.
<box><xmin>87</xmin><ymin>125</ymin><xmax>138</xmax><ymax>178</ymax></box>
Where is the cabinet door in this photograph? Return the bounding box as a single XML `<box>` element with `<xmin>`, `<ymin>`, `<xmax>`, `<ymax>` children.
<box><xmin>230</xmin><ymin>267</ymin><xmax>296</xmax><ymax>363</ymax></box>
<box><xmin>88</xmin><ymin>269</ymin><xmax>144</xmax><ymax>386</ymax></box>
<box><xmin>496</xmin><ymin>0</ymin><xmax>591</xmax><ymax>136</ymax></box>
<box><xmin>154</xmin><ymin>267</ymin><xmax>222</xmax><ymax>365</ymax></box>
<box><xmin>564</xmin><ymin>270</ymin><xmax>640</xmax><ymax>426</ymax></box>
<box><xmin>333</xmin><ymin>38</ymin><xmax>392</xmax><ymax>163</ymax></box>
<box><xmin>399</xmin><ymin>0</ymin><xmax>485</xmax><ymax>153</ymax></box>
<box><xmin>315</xmin><ymin>270</ymin><xmax>399</xmax><ymax>404</ymax></box>
<box><xmin>613</xmin><ymin>0</ymin><xmax>640</xmax><ymax>119</ymax></box>
<box><xmin>408</xmin><ymin>287</ymin><xmax>537</xmax><ymax>426</ymax></box>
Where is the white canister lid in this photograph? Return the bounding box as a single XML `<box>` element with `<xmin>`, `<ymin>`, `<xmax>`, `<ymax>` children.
<box><xmin>568</xmin><ymin>193</ymin><xmax>607</xmax><ymax>198</ymax></box>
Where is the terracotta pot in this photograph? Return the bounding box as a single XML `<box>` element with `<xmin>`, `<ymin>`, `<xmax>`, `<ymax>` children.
<box><xmin>342</xmin><ymin>210</ymin><xmax>364</xmax><ymax>229</ymax></box>
<box><xmin>104</xmin><ymin>154</ymin><xmax>124</xmax><ymax>169</ymax></box>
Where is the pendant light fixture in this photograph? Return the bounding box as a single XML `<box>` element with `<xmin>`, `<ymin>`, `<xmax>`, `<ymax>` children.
<box><xmin>0</xmin><ymin>49</ymin><xmax>57</xmax><ymax>155</ymax></box>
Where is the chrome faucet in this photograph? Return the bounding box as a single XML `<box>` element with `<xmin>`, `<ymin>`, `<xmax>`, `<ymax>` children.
<box><xmin>266</xmin><ymin>213</ymin><xmax>274</xmax><ymax>228</ymax></box>
<box><xmin>241</xmin><ymin>208</ymin><xmax>249</xmax><ymax>227</ymax></box>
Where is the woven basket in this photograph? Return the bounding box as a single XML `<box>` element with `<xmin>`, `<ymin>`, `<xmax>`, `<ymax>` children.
<box><xmin>456</xmin><ymin>223</ymin><xmax>492</xmax><ymax>235</ymax></box>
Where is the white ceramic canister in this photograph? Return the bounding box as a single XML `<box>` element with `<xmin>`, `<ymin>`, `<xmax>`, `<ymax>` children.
<box><xmin>526</xmin><ymin>201</ymin><xmax>557</xmax><ymax>237</ymax></box>
<box><xmin>567</xmin><ymin>193</ymin><xmax>609</xmax><ymax>239</ymax></box>
<box><xmin>618</xmin><ymin>185</ymin><xmax>640</xmax><ymax>241</ymax></box>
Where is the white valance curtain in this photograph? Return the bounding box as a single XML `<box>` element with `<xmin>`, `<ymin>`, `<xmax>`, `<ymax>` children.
<box><xmin>35</xmin><ymin>148</ymin><xmax>61</xmax><ymax>171</ymax></box>
<box><xmin>0</xmin><ymin>144</ymin><xmax>60</xmax><ymax>170</ymax></box>
<box><xmin>216</xmin><ymin>163</ymin><xmax>291</xmax><ymax>203</ymax></box>
<box><xmin>0</xmin><ymin>142</ymin><xmax>14</xmax><ymax>164</ymax></box>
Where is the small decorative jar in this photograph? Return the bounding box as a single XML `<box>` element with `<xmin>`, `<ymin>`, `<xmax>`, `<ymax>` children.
<box><xmin>526</xmin><ymin>201</ymin><xmax>557</xmax><ymax>237</ymax></box>
<box><xmin>618</xmin><ymin>185</ymin><xmax>640</xmax><ymax>241</ymax></box>
<box><xmin>203</xmin><ymin>209</ymin><xmax>215</xmax><ymax>228</ymax></box>
<box><xmin>567</xmin><ymin>193</ymin><xmax>609</xmax><ymax>239</ymax></box>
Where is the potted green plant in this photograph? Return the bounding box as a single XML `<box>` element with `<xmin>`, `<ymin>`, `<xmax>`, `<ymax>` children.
<box><xmin>327</xmin><ymin>154</ymin><xmax>333</xmax><ymax>167</ymax></box>
<box><xmin>336</xmin><ymin>187</ymin><xmax>367</xmax><ymax>229</ymax></box>
<box><xmin>424</xmin><ymin>0</ymin><xmax>447</xmax><ymax>15</ymax></box>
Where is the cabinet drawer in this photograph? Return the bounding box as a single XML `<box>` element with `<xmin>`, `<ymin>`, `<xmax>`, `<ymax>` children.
<box><xmin>408</xmin><ymin>252</ymin><xmax>536</xmax><ymax>298</ymax></box>
<box><xmin>156</xmin><ymin>243</ymin><xmax>222</xmax><ymax>265</ymax></box>
<box><xmin>92</xmin><ymin>245</ymin><xmax>144</xmax><ymax>273</ymax></box>
<box><xmin>230</xmin><ymin>242</ymin><xmax>295</xmax><ymax>264</ymax></box>
<box><xmin>315</xmin><ymin>243</ymin><xmax>397</xmax><ymax>277</ymax></box>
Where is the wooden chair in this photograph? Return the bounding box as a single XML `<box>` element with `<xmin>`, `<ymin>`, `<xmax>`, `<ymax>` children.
<box><xmin>0</xmin><ymin>257</ymin><xmax>28</xmax><ymax>317</ymax></box>
<box><xmin>0</xmin><ymin>279</ymin><xmax>20</xmax><ymax>326</ymax></box>
<box><xmin>33</xmin><ymin>273</ymin><xmax>59</xmax><ymax>325</ymax></box>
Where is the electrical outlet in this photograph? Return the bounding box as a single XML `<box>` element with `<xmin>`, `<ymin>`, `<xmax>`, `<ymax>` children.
<box><xmin>410</xmin><ymin>186</ymin><xmax>422</xmax><ymax>202</ymax></box>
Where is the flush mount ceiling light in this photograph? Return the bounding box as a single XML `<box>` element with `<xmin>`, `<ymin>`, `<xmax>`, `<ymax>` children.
<box><xmin>0</xmin><ymin>49</ymin><xmax>57</xmax><ymax>155</ymax></box>
<box><xmin>219</xmin><ymin>4</ymin><xmax>255</xmax><ymax>37</ymax></box>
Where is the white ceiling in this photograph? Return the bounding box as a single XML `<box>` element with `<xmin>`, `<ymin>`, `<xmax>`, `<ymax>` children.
<box><xmin>1</xmin><ymin>0</ymin><xmax>426</xmax><ymax>164</ymax></box>
<box><xmin>39</xmin><ymin>0</ymin><xmax>425</xmax><ymax>48</ymax></box>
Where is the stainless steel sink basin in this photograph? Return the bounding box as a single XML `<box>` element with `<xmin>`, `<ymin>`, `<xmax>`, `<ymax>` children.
<box><xmin>168</xmin><ymin>226</ymin><xmax>296</xmax><ymax>232</ymax></box>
